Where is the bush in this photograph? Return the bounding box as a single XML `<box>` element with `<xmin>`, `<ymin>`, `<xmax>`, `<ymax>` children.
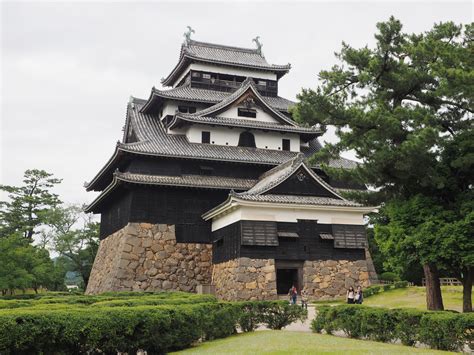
<box><xmin>312</xmin><ymin>305</ymin><xmax>473</xmax><ymax>351</ymax></box>
<box><xmin>379</xmin><ymin>272</ymin><xmax>400</xmax><ymax>282</ymax></box>
<box><xmin>0</xmin><ymin>293</ymin><xmax>309</xmax><ymax>354</ymax></box>
<box><xmin>262</xmin><ymin>301</ymin><xmax>307</xmax><ymax>330</ymax></box>
<box><xmin>418</xmin><ymin>312</ymin><xmax>474</xmax><ymax>351</ymax></box>
<box><xmin>394</xmin><ymin>281</ymin><xmax>409</xmax><ymax>288</ymax></box>
<box><xmin>0</xmin><ymin>303</ymin><xmax>239</xmax><ymax>354</ymax></box>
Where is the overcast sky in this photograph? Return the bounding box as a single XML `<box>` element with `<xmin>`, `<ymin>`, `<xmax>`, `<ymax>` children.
<box><xmin>1</xmin><ymin>1</ymin><xmax>472</xmax><ymax>206</ymax></box>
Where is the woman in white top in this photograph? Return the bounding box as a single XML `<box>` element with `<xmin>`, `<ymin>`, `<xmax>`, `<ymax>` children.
<box><xmin>347</xmin><ymin>286</ymin><xmax>355</xmax><ymax>304</ymax></box>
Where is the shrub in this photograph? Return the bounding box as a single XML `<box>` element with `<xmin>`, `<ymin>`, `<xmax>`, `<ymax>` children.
<box><xmin>394</xmin><ymin>281</ymin><xmax>409</xmax><ymax>289</ymax></box>
<box><xmin>261</xmin><ymin>301</ymin><xmax>308</xmax><ymax>330</ymax></box>
<box><xmin>393</xmin><ymin>308</ymin><xmax>424</xmax><ymax>346</ymax></box>
<box><xmin>379</xmin><ymin>272</ymin><xmax>400</xmax><ymax>282</ymax></box>
<box><xmin>311</xmin><ymin>305</ymin><xmax>473</xmax><ymax>351</ymax></box>
<box><xmin>237</xmin><ymin>301</ymin><xmax>267</xmax><ymax>332</ymax></box>
<box><xmin>418</xmin><ymin>312</ymin><xmax>474</xmax><ymax>351</ymax></box>
<box><xmin>0</xmin><ymin>294</ymin><xmax>310</xmax><ymax>354</ymax></box>
<box><xmin>0</xmin><ymin>303</ymin><xmax>236</xmax><ymax>354</ymax></box>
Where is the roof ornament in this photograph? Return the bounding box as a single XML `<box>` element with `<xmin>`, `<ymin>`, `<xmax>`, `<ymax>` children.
<box><xmin>183</xmin><ymin>26</ymin><xmax>195</xmax><ymax>46</ymax></box>
<box><xmin>252</xmin><ymin>36</ymin><xmax>263</xmax><ymax>56</ymax></box>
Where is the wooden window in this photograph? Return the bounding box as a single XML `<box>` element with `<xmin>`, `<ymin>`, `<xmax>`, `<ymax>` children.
<box><xmin>238</xmin><ymin>131</ymin><xmax>256</xmax><ymax>148</ymax></box>
<box><xmin>332</xmin><ymin>225</ymin><xmax>367</xmax><ymax>249</ymax></box>
<box><xmin>238</xmin><ymin>108</ymin><xmax>257</xmax><ymax>118</ymax></box>
<box><xmin>241</xmin><ymin>221</ymin><xmax>279</xmax><ymax>246</ymax></box>
<box><xmin>201</xmin><ymin>131</ymin><xmax>210</xmax><ymax>144</ymax></box>
<box><xmin>178</xmin><ymin>106</ymin><xmax>196</xmax><ymax>114</ymax></box>
<box><xmin>258</xmin><ymin>80</ymin><xmax>267</xmax><ymax>86</ymax></box>
<box><xmin>282</xmin><ymin>139</ymin><xmax>291</xmax><ymax>151</ymax></box>
<box><xmin>202</xmin><ymin>73</ymin><xmax>211</xmax><ymax>79</ymax></box>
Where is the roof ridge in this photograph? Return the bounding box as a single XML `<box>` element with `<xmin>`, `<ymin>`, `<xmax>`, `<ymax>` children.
<box><xmin>186</xmin><ymin>40</ymin><xmax>261</xmax><ymax>55</ymax></box>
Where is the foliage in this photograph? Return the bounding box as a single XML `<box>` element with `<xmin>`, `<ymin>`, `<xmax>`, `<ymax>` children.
<box><xmin>0</xmin><ymin>170</ymin><xmax>62</xmax><ymax>242</ymax></box>
<box><xmin>261</xmin><ymin>302</ymin><xmax>308</xmax><ymax>330</ymax></box>
<box><xmin>379</xmin><ymin>272</ymin><xmax>400</xmax><ymax>282</ymax></box>
<box><xmin>0</xmin><ymin>292</ymin><xmax>307</xmax><ymax>354</ymax></box>
<box><xmin>293</xmin><ymin>17</ymin><xmax>474</xmax><ymax>311</ymax></box>
<box><xmin>312</xmin><ymin>305</ymin><xmax>473</xmax><ymax>351</ymax></box>
<box><xmin>46</xmin><ymin>205</ymin><xmax>100</xmax><ymax>286</ymax></box>
<box><xmin>0</xmin><ymin>234</ymin><xmax>64</xmax><ymax>295</ymax></box>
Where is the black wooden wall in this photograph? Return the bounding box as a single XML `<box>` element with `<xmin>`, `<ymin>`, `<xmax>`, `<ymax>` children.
<box><xmin>212</xmin><ymin>220</ymin><xmax>366</xmax><ymax>264</ymax></box>
<box><xmin>99</xmin><ymin>188</ymin><xmax>132</xmax><ymax>239</ymax></box>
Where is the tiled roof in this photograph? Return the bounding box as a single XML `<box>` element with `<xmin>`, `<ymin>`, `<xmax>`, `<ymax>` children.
<box><xmin>169</xmin><ymin>114</ymin><xmax>320</xmax><ymax>135</ymax></box>
<box><xmin>230</xmin><ymin>193</ymin><xmax>363</xmax><ymax>207</ymax></box>
<box><xmin>121</xmin><ymin>101</ymin><xmax>299</xmax><ymax>164</ymax></box>
<box><xmin>116</xmin><ymin>171</ymin><xmax>256</xmax><ymax>190</ymax></box>
<box><xmin>162</xmin><ymin>40</ymin><xmax>291</xmax><ymax>86</ymax></box>
<box><xmin>84</xmin><ymin>171</ymin><xmax>257</xmax><ymax>212</ymax></box>
<box><xmin>143</xmin><ymin>86</ymin><xmax>295</xmax><ymax>112</ymax></box>
<box><xmin>85</xmin><ymin>98</ymin><xmax>359</xmax><ymax>191</ymax></box>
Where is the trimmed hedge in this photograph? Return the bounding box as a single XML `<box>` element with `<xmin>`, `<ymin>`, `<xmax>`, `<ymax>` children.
<box><xmin>0</xmin><ymin>296</ymin><xmax>307</xmax><ymax>354</ymax></box>
<box><xmin>236</xmin><ymin>301</ymin><xmax>308</xmax><ymax>331</ymax></box>
<box><xmin>312</xmin><ymin>305</ymin><xmax>474</xmax><ymax>351</ymax></box>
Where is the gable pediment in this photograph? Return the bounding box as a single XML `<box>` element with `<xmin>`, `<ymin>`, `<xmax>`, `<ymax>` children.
<box><xmin>264</xmin><ymin>167</ymin><xmax>340</xmax><ymax>198</ymax></box>
<box><xmin>218</xmin><ymin>90</ymin><xmax>281</xmax><ymax>123</ymax></box>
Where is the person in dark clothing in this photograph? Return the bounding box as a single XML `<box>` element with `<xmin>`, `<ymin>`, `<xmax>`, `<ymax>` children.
<box><xmin>288</xmin><ymin>285</ymin><xmax>297</xmax><ymax>305</ymax></box>
<box><xmin>355</xmin><ymin>285</ymin><xmax>364</xmax><ymax>304</ymax></box>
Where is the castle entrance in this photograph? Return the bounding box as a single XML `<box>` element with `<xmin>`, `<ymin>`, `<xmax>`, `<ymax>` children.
<box><xmin>275</xmin><ymin>260</ymin><xmax>304</xmax><ymax>294</ymax></box>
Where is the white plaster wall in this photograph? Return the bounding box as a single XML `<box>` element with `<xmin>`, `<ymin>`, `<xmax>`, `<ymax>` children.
<box><xmin>173</xmin><ymin>63</ymin><xmax>277</xmax><ymax>87</ymax></box>
<box><xmin>183</xmin><ymin>124</ymin><xmax>300</xmax><ymax>152</ymax></box>
<box><xmin>219</xmin><ymin>106</ymin><xmax>279</xmax><ymax>123</ymax></box>
<box><xmin>211</xmin><ymin>205</ymin><xmax>366</xmax><ymax>231</ymax></box>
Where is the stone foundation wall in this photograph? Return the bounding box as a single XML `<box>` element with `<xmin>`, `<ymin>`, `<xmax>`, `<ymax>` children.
<box><xmin>212</xmin><ymin>257</ymin><xmax>278</xmax><ymax>301</ymax></box>
<box><xmin>86</xmin><ymin>223</ymin><xmax>212</xmax><ymax>294</ymax></box>
<box><xmin>303</xmin><ymin>259</ymin><xmax>371</xmax><ymax>300</ymax></box>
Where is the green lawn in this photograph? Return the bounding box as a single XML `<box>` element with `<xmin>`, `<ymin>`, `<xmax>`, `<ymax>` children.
<box><xmin>172</xmin><ymin>330</ymin><xmax>454</xmax><ymax>354</ymax></box>
<box><xmin>313</xmin><ymin>286</ymin><xmax>469</xmax><ymax>312</ymax></box>
<box><xmin>364</xmin><ymin>286</ymin><xmax>468</xmax><ymax>312</ymax></box>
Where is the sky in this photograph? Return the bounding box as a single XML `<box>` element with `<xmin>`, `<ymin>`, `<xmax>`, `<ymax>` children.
<box><xmin>1</xmin><ymin>1</ymin><xmax>472</xmax><ymax>206</ymax></box>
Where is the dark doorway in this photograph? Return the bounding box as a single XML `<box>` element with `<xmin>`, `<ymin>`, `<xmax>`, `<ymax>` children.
<box><xmin>276</xmin><ymin>268</ymin><xmax>299</xmax><ymax>294</ymax></box>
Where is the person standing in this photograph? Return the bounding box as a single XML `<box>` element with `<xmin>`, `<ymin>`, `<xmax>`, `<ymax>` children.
<box><xmin>347</xmin><ymin>286</ymin><xmax>355</xmax><ymax>304</ymax></box>
<box><xmin>355</xmin><ymin>285</ymin><xmax>364</xmax><ymax>304</ymax></box>
<box><xmin>300</xmin><ymin>287</ymin><xmax>308</xmax><ymax>309</ymax></box>
<box><xmin>288</xmin><ymin>285</ymin><xmax>297</xmax><ymax>305</ymax></box>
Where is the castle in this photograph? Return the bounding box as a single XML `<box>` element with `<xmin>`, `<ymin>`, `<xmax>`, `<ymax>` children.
<box><xmin>85</xmin><ymin>33</ymin><xmax>377</xmax><ymax>300</ymax></box>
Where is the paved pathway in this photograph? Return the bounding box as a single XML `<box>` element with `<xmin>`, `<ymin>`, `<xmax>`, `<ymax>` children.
<box><xmin>283</xmin><ymin>306</ymin><xmax>315</xmax><ymax>332</ymax></box>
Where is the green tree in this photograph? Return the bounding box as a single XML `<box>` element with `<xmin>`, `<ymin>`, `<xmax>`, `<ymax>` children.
<box><xmin>293</xmin><ymin>18</ymin><xmax>473</xmax><ymax>310</ymax></box>
<box><xmin>49</xmin><ymin>205</ymin><xmax>100</xmax><ymax>287</ymax></box>
<box><xmin>0</xmin><ymin>234</ymin><xmax>63</xmax><ymax>294</ymax></box>
<box><xmin>0</xmin><ymin>169</ymin><xmax>62</xmax><ymax>242</ymax></box>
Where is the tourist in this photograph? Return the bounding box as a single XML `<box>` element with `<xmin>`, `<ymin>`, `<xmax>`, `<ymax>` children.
<box><xmin>300</xmin><ymin>288</ymin><xmax>308</xmax><ymax>309</ymax></box>
<box><xmin>355</xmin><ymin>285</ymin><xmax>364</xmax><ymax>304</ymax></box>
<box><xmin>288</xmin><ymin>285</ymin><xmax>298</xmax><ymax>305</ymax></box>
<box><xmin>346</xmin><ymin>286</ymin><xmax>355</xmax><ymax>304</ymax></box>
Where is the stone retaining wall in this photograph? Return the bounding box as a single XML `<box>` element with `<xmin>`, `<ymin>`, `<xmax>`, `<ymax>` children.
<box><xmin>211</xmin><ymin>257</ymin><xmax>278</xmax><ymax>301</ymax></box>
<box><xmin>86</xmin><ymin>223</ymin><xmax>212</xmax><ymax>294</ymax></box>
<box><xmin>303</xmin><ymin>259</ymin><xmax>371</xmax><ymax>300</ymax></box>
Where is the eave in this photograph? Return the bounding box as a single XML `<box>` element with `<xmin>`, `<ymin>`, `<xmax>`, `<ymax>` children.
<box><xmin>202</xmin><ymin>195</ymin><xmax>377</xmax><ymax>221</ymax></box>
<box><xmin>161</xmin><ymin>54</ymin><xmax>291</xmax><ymax>87</ymax></box>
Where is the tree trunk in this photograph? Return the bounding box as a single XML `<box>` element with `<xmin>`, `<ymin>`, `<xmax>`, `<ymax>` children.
<box><xmin>460</xmin><ymin>267</ymin><xmax>472</xmax><ymax>313</ymax></box>
<box><xmin>423</xmin><ymin>263</ymin><xmax>444</xmax><ymax>310</ymax></box>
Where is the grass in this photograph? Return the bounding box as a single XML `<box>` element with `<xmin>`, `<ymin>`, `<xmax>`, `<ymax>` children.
<box><xmin>364</xmin><ymin>286</ymin><xmax>468</xmax><ymax>312</ymax></box>
<box><xmin>313</xmin><ymin>286</ymin><xmax>469</xmax><ymax>312</ymax></box>
<box><xmin>172</xmin><ymin>330</ymin><xmax>454</xmax><ymax>354</ymax></box>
